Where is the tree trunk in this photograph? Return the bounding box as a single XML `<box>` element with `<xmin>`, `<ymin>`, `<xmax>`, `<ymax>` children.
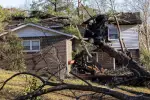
<box><xmin>16</xmin><ymin>83</ymin><xmax>150</xmax><ymax>100</ymax></box>
<box><xmin>97</xmin><ymin>42</ymin><xmax>150</xmax><ymax>76</ymax></box>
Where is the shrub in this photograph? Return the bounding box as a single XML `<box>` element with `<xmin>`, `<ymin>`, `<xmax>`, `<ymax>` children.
<box><xmin>0</xmin><ymin>33</ymin><xmax>25</xmax><ymax>70</ymax></box>
<box><xmin>140</xmin><ymin>48</ymin><xmax>150</xmax><ymax>71</ymax></box>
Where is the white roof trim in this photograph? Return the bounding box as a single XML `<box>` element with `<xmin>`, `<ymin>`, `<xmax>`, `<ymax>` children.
<box><xmin>0</xmin><ymin>23</ymin><xmax>78</xmax><ymax>38</ymax></box>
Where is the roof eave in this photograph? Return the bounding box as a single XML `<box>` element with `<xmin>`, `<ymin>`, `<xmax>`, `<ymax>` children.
<box><xmin>0</xmin><ymin>23</ymin><xmax>77</xmax><ymax>39</ymax></box>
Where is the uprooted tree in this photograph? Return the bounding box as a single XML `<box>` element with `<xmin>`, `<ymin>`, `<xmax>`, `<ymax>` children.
<box><xmin>0</xmin><ymin>3</ymin><xmax>150</xmax><ymax>99</ymax></box>
<box><xmin>73</xmin><ymin>14</ymin><xmax>150</xmax><ymax>86</ymax></box>
<box><xmin>0</xmin><ymin>14</ymin><xmax>150</xmax><ymax>100</ymax></box>
<box><xmin>0</xmin><ymin>39</ymin><xmax>150</xmax><ymax>100</ymax></box>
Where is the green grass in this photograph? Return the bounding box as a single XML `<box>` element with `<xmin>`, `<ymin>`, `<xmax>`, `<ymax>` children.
<box><xmin>119</xmin><ymin>86</ymin><xmax>150</xmax><ymax>94</ymax></box>
<box><xmin>0</xmin><ymin>69</ymin><xmax>149</xmax><ymax>100</ymax></box>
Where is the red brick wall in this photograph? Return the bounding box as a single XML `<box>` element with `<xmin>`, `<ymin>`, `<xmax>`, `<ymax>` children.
<box><xmin>97</xmin><ymin>49</ymin><xmax>139</xmax><ymax>69</ymax></box>
<box><xmin>97</xmin><ymin>50</ymin><xmax>114</xmax><ymax>69</ymax></box>
<box><xmin>129</xmin><ymin>49</ymin><xmax>140</xmax><ymax>62</ymax></box>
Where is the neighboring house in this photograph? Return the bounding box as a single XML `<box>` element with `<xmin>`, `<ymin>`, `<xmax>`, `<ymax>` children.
<box><xmin>0</xmin><ymin>23</ymin><xmax>76</xmax><ymax>79</ymax></box>
<box><xmin>86</xmin><ymin>12</ymin><xmax>142</xmax><ymax>70</ymax></box>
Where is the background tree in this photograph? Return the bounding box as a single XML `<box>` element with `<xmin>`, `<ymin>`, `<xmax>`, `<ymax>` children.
<box><xmin>123</xmin><ymin>0</ymin><xmax>150</xmax><ymax>51</ymax></box>
<box><xmin>31</xmin><ymin>0</ymin><xmax>74</xmax><ymax>16</ymax></box>
<box><xmin>121</xmin><ymin>0</ymin><xmax>150</xmax><ymax>70</ymax></box>
<box><xmin>87</xmin><ymin>0</ymin><xmax>120</xmax><ymax>14</ymax></box>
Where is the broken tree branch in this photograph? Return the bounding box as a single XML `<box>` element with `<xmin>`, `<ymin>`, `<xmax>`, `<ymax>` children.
<box><xmin>114</xmin><ymin>15</ymin><xmax>125</xmax><ymax>53</ymax></box>
<box><xmin>16</xmin><ymin>80</ymin><xmax>150</xmax><ymax>100</ymax></box>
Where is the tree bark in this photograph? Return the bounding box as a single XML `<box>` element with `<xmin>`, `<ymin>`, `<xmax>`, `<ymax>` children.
<box><xmin>16</xmin><ymin>83</ymin><xmax>150</xmax><ymax>100</ymax></box>
<box><xmin>114</xmin><ymin>15</ymin><xmax>125</xmax><ymax>52</ymax></box>
<box><xmin>97</xmin><ymin>42</ymin><xmax>150</xmax><ymax>76</ymax></box>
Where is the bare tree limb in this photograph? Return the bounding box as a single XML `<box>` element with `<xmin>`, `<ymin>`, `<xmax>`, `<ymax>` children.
<box><xmin>16</xmin><ymin>82</ymin><xmax>150</xmax><ymax>100</ymax></box>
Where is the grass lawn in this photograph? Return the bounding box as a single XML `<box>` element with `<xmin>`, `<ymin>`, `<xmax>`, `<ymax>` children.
<box><xmin>0</xmin><ymin>69</ymin><xmax>149</xmax><ymax>100</ymax></box>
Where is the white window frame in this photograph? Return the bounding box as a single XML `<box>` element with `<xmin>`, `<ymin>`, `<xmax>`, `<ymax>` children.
<box><xmin>22</xmin><ymin>40</ymin><xmax>40</xmax><ymax>52</ymax></box>
<box><xmin>108</xmin><ymin>25</ymin><xmax>119</xmax><ymax>41</ymax></box>
<box><xmin>87</xmin><ymin>52</ymin><xmax>98</xmax><ymax>63</ymax></box>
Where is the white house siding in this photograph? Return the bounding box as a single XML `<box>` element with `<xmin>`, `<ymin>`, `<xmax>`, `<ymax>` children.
<box><xmin>110</xmin><ymin>25</ymin><xmax>139</xmax><ymax>49</ymax></box>
<box><xmin>14</xmin><ymin>26</ymin><xmax>59</xmax><ymax>37</ymax></box>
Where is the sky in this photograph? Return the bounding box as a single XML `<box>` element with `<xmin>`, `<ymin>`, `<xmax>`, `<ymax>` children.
<box><xmin>0</xmin><ymin>0</ymin><xmax>33</xmax><ymax>8</ymax></box>
<box><xmin>0</xmin><ymin>0</ymin><xmax>124</xmax><ymax>8</ymax></box>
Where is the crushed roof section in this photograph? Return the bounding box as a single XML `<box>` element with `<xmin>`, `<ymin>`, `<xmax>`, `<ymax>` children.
<box><xmin>108</xmin><ymin>12</ymin><xmax>142</xmax><ymax>25</ymax></box>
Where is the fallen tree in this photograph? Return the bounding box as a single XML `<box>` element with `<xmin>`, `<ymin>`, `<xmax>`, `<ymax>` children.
<box><xmin>0</xmin><ymin>12</ymin><xmax>150</xmax><ymax>100</ymax></box>
<box><xmin>16</xmin><ymin>81</ymin><xmax>150</xmax><ymax>100</ymax></box>
<box><xmin>97</xmin><ymin>42</ymin><xmax>150</xmax><ymax>77</ymax></box>
<box><xmin>0</xmin><ymin>41</ymin><xmax>150</xmax><ymax>100</ymax></box>
<box><xmin>0</xmin><ymin>71</ymin><xmax>150</xmax><ymax>100</ymax></box>
<box><xmin>74</xmin><ymin>13</ymin><xmax>150</xmax><ymax>86</ymax></box>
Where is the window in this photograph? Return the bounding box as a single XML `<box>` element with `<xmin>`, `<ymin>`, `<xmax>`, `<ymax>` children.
<box><xmin>87</xmin><ymin>52</ymin><xmax>98</xmax><ymax>62</ymax></box>
<box><xmin>108</xmin><ymin>25</ymin><xmax>118</xmax><ymax>40</ymax></box>
<box><xmin>22</xmin><ymin>41</ymin><xmax>30</xmax><ymax>50</ymax></box>
<box><xmin>32</xmin><ymin>41</ymin><xmax>40</xmax><ymax>50</ymax></box>
<box><xmin>22</xmin><ymin>40</ymin><xmax>40</xmax><ymax>52</ymax></box>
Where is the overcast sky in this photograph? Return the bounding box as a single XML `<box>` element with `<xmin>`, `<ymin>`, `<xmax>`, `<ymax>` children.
<box><xmin>0</xmin><ymin>0</ymin><xmax>32</xmax><ymax>8</ymax></box>
<box><xmin>0</xmin><ymin>0</ymin><xmax>124</xmax><ymax>8</ymax></box>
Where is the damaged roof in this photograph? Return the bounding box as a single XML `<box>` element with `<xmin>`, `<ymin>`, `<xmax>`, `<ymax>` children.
<box><xmin>108</xmin><ymin>12</ymin><xmax>142</xmax><ymax>25</ymax></box>
<box><xmin>83</xmin><ymin>12</ymin><xmax>142</xmax><ymax>25</ymax></box>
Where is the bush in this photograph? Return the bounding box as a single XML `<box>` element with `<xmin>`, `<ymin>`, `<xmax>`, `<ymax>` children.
<box><xmin>140</xmin><ymin>48</ymin><xmax>150</xmax><ymax>71</ymax></box>
<box><xmin>0</xmin><ymin>33</ymin><xmax>25</xmax><ymax>70</ymax></box>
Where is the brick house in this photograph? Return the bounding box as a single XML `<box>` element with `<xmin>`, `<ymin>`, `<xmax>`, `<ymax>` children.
<box><xmin>0</xmin><ymin>23</ymin><xmax>76</xmax><ymax>79</ymax></box>
<box><xmin>0</xmin><ymin>12</ymin><xmax>142</xmax><ymax>77</ymax></box>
